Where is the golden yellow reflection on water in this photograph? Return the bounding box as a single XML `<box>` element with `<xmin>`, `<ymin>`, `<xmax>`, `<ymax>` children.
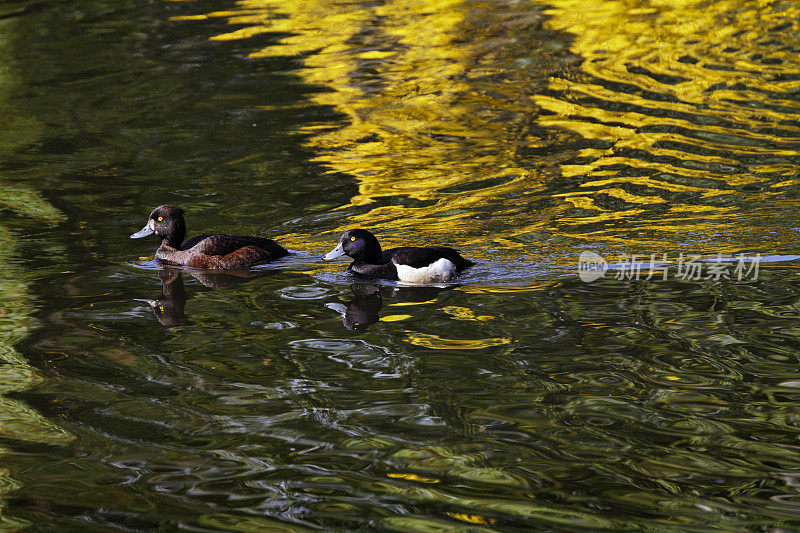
<box><xmin>536</xmin><ymin>0</ymin><xmax>800</xmax><ymax>251</ymax></box>
<box><xmin>404</xmin><ymin>333</ymin><xmax>512</xmax><ymax>349</ymax></box>
<box><xmin>178</xmin><ymin>0</ymin><xmax>800</xmax><ymax>260</ymax></box>
<box><xmin>175</xmin><ymin>0</ymin><xmax>560</xmax><ymax>257</ymax></box>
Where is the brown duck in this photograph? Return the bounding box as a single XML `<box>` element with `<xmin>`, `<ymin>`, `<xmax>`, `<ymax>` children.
<box><xmin>131</xmin><ymin>205</ymin><xmax>288</xmax><ymax>269</ymax></box>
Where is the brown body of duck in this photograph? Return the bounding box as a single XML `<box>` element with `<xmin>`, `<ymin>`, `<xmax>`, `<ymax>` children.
<box><xmin>131</xmin><ymin>205</ymin><xmax>288</xmax><ymax>269</ymax></box>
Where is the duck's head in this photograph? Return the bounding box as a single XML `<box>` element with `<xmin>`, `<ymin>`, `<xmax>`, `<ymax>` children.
<box><xmin>130</xmin><ymin>205</ymin><xmax>186</xmax><ymax>247</ymax></box>
<box><xmin>323</xmin><ymin>229</ymin><xmax>382</xmax><ymax>263</ymax></box>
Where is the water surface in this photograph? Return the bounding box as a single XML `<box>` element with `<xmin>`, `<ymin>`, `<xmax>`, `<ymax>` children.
<box><xmin>1</xmin><ymin>0</ymin><xmax>800</xmax><ymax>530</ymax></box>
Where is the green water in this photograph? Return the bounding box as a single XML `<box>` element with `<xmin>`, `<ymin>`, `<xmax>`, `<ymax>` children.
<box><xmin>2</xmin><ymin>0</ymin><xmax>800</xmax><ymax>530</ymax></box>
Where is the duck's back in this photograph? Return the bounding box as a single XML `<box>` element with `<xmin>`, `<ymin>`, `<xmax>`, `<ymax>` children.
<box><xmin>188</xmin><ymin>234</ymin><xmax>287</xmax><ymax>258</ymax></box>
<box><xmin>388</xmin><ymin>246</ymin><xmax>474</xmax><ymax>270</ymax></box>
<box><xmin>180</xmin><ymin>234</ymin><xmax>213</xmax><ymax>250</ymax></box>
<box><xmin>160</xmin><ymin>233</ymin><xmax>288</xmax><ymax>269</ymax></box>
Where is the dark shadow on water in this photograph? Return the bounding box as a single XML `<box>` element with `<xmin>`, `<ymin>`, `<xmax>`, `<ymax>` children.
<box><xmin>144</xmin><ymin>266</ymin><xmax>272</xmax><ymax>326</ymax></box>
<box><xmin>146</xmin><ymin>269</ymin><xmax>187</xmax><ymax>326</ymax></box>
<box><xmin>325</xmin><ymin>282</ymin><xmax>450</xmax><ymax>332</ymax></box>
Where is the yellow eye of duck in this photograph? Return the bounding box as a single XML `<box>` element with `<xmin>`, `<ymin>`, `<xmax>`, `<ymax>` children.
<box><xmin>350</xmin><ymin>236</ymin><xmax>356</xmax><ymax>241</ymax></box>
<box><xmin>157</xmin><ymin>216</ymin><xmax>163</xmax><ymax>221</ymax></box>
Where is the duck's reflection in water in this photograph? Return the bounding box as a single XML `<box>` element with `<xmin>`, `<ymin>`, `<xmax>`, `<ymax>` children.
<box><xmin>326</xmin><ymin>283</ymin><xmax>447</xmax><ymax>331</ymax></box>
<box><xmin>148</xmin><ymin>269</ymin><xmax>187</xmax><ymax>326</ymax></box>
<box><xmin>148</xmin><ymin>267</ymin><xmax>269</xmax><ymax>326</ymax></box>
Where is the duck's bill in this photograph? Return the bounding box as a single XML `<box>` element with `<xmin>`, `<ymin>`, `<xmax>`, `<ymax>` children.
<box><xmin>323</xmin><ymin>242</ymin><xmax>346</xmax><ymax>260</ymax></box>
<box><xmin>130</xmin><ymin>225</ymin><xmax>155</xmax><ymax>239</ymax></box>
